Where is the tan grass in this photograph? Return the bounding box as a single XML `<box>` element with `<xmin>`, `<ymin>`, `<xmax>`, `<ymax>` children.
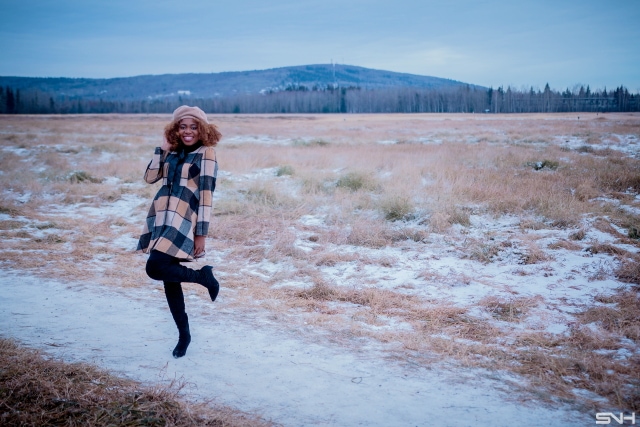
<box><xmin>0</xmin><ymin>338</ymin><xmax>271</xmax><ymax>427</ymax></box>
<box><xmin>335</xmin><ymin>171</ymin><xmax>379</xmax><ymax>192</ymax></box>
<box><xmin>569</xmin><ymin>228</ymin><xmax>587</xmax><ymax>240</ymax></box>
<box><xmin>616</xmin><ymin>257</ymin><xmax>640</xmax><ymax>285</ymax></box>
<box><xmin>346</xmin><ymin>218</ymin><xmax>392</xmax><ymax>248</ymax></box>
<box><xmin>378</xmin><ymin>195</ymin><xmax>415</xmax><ymax>221</ymax></box>
<box><xmin>588</xmin><ymin>243</ymin><xmax>631</xmax><ymax>257</ymax></box>
<box><xmin>579</xmin><ymin>290</ymin><xmax>640</xmax><ymax>341</ymax></box>
<box><xmin>593</xmin><ymin>217</ymin><xmax>626</xmax><ymax>237</ymax></box>
<box><xmin>2</xmin><ymin>113</ymin><xmax>640</xmax><ymax>412</ymax></box>
<box><xmin>312</xmin><ymin>251</ymin><xmax>361</xmax><ymax>266</ymax></box>
<box><xmin>478</xmin><ymin>295</ymin><xmax>541</xmax><ymax>322</ymax></box>
<box><xmin>465</xmin><ymin>238</ymin><xmax>501</xmax><ymax>264</ymax></box>
<box><xmin>548</xmin><ymin>239</ymin><xmax>583</xmax><ymax>251</ymax></box>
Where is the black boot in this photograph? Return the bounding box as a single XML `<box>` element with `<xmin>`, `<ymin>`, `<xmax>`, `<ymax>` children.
<box><xmin>199</xmin><ymin>266</ymin><xmax>220</xmax><ymax>302</ymax></box>
<box><xmin>173</xmin><ymin>316</ymin><xmax>191</xmax><ymax>358</ymax></box>
<box><xmin>175</xmin><ymin>264</ymin><xmax>220</xmax><ymax>302</ymax></box>
<box><xmin>164</xmin><ymin>282</ymin><xmax>191</xmax><ymax>358</ymax></box>
<box><xmin>169</xmin><ymin>264</ymin><xmax>219</xmax><ymax>302</ymax></box>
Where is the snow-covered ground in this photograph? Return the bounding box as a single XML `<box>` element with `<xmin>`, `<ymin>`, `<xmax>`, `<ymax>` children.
<box><xmin>0</xmin><ymin>269</ymin><xmax>590</xmax><ymax>427</ymax></box>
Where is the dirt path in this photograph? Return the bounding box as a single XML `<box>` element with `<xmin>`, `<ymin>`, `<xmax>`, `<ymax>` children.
<box><xmin>0</xmin><ymin>269</ymin><xmax>590</xmax><ymax>426</ymax></box>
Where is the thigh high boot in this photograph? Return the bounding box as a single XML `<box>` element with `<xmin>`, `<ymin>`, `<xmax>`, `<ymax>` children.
<box><xmin>164</xmin><ymin>281</ymin><xmax>191</xmax><ymax>358</ymax></box>
<box><xmin>146</xmin><ymin>250</ymin><xmax>219</xmax><ymax>301</ymax></box>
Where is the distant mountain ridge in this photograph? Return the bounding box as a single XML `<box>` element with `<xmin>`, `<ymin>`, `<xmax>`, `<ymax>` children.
<box><xmin>0</xmin><ymin>64</ymin><xmax>482</xmax><ymax>100</ymax></box>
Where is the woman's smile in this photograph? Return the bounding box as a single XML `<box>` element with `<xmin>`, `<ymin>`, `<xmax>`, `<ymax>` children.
<box><xmin>178</xmin><ymin>118</ymin><xmax>199</xmax><ymax>146</ymax></box>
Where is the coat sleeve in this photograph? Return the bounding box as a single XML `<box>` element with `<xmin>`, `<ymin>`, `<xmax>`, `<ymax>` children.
<box><xmin>195</xmin><ymin>147</ymin><xmax>218</xmax><ymax>236</ymax></box>
<box><xmin>143</xmin><ymin>147</ymin><xmax>166</xmax><ymax>184</ymax></box>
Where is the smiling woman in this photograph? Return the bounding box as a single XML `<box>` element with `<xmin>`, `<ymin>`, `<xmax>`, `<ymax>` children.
<box><xmin>137</xmin><ymin>105</ymin><xmax>223</xmax><ymax>358</ymax></box>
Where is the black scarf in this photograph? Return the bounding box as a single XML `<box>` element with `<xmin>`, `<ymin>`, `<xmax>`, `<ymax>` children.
<box><xmin>167</xmin><ymin>141</ymin><xmax>203</xmax><ymax>189</ymax></box>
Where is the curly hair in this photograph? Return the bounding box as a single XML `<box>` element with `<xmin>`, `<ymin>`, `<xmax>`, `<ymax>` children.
<box><xmin>163</xmin><ymin>119</ymin><xmax>222</xmax><ymax>151</ymax></box>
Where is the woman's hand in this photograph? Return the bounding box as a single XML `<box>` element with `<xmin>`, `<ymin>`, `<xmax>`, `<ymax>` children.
<box><xmin>161</xmin><ymin>136</ymin><xmax>172</xmax><ymax>152</ymax></box>
<box><xmin>194</xmin><ymin>235</ymin><xmax>206</xmax><ymax>258</ymax></box>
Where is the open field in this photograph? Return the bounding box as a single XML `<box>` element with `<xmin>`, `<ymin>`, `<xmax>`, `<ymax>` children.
<box><xmin>1</xmin><ymin>113</ymin><xmax>639</xmax><ymax>422</ymax></box>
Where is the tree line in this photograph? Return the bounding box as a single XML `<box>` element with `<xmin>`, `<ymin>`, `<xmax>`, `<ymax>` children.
<box><xmin>0</xmin><ymin>83</ymin><xmax>638</xmax><ymax>114</ymax></box>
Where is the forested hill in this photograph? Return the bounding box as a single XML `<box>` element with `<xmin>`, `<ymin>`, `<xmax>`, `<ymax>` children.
<box><xmin>1</xmin><ymin>64</ymin><xmax>637</xmax><ymax>114</ymax></box>
<box><xmin>0</xmin><ymin>64</ymin><xmax>479</xmax><ymax>101</ymax></box>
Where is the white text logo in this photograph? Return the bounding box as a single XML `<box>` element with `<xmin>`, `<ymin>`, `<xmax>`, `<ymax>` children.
<box><xmin>596</xmin><ymin>412</ymin><xmax>636</xmax><ymax>425</ymax></box>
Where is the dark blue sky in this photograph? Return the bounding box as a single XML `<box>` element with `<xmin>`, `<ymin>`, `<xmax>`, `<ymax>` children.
<box><xmin>1</xmin><ymin>0</ymin><xmax>638</xmax><ymax>91</ymax></box>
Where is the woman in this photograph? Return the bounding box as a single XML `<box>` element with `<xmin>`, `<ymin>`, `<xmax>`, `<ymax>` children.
<box><xmin>138</xmin><ymin>105</ymin><xmax>221</xmax><ymax>358</ymax></box>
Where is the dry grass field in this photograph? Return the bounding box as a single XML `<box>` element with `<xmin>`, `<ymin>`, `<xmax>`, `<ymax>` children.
<box><xmin>1</xmin><ymin>112</ymin><xmax>639</xmax><ymax>416</ymax></box>
<box><xmin>0</xmin><ymin>338</ymin><xmax>272</xmax><ymax>426</ymax></box>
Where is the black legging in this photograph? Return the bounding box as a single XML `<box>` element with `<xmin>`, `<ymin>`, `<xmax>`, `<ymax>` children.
<box><xmin>146</xmin><ymin>250</ymin><xmax>201</xmax><ymax>284</ymax></box>
<box><xmin>145</xmin><ymin>250</ymin><xmax>218</xmax><ymax>357</ymax></box>
<box><xmin>145</xmin><ymin>251</ymin><xmax>194</xmax><ymax>333</ymax></box>
<box><xmin>146</xmin><ymin>249</ymin><xmax>219</xmax><ymax>304</ymax></box>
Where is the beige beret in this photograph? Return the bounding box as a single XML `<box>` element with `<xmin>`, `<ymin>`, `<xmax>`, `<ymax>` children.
<box><xmin>172</xmin><ymin>105</ymin><xmax>209</xmax><ymax>124</ymax></box>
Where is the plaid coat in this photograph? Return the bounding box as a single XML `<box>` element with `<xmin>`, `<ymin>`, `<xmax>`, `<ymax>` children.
<box><xmin>137</xmin><ymin>145</ymin><xmax>218</xmax><ymax>260</ymax></box>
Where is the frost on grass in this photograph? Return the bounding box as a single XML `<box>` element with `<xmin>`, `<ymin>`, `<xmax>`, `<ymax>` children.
<box><xmin>1</xmin><ymin>113</ymin><xmax>639</xmax><ymax>412</ymax></box>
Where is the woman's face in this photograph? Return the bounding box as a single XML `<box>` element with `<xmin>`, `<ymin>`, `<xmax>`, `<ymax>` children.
<box><xmin>178</xmin><ymin>118</ymin><xmax>200</xmax><ymax>146</ymax></box>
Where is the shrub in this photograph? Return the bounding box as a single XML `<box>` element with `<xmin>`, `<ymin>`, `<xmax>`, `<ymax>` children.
<box><xmin>245</xmin><ymin>184</ymin><xmax>293</xmax><ymax>208</ymax></box>
<box><xmin>448</xmin><ymin>206</ymin><xmax>472</xmax><ymax>227</ymax></box>
<box><xmin>276</xmin><ymin>165</ymin><xmax>294</xmax><ymax>176</ymax></box>
<box><xmin>576</xmin><ymin>145</ymin><xmax>594</xmax><ymax>153</ymax></box>
<box><xmin>525</xmin><ymin>160</ymin><xmax>559</xmax><ymax>170</ymax></box>
<box><xmin>293</xmin><ymin>138</ymin><xmax>330</xmax><ymax>147</ymax></box>
<box><xmin>336</xmin><ymin>172</ymin><xmax>375</xmax><ymax>192</ymax></box>
<box><xmin>467</xmin><ymin>240</ymin><xmax>500</xmax><ymax>264</ymax></box>
<box><xmin>67</xmin><ymin>170</ymin><xmax>102</xmax><ymax>184</ymax></box>
<box><xmin>569</xmin><ymin>228</ymin><xmax>586</xmax><ymax>240</ymax></box>
<box><xmin>379</xmin><ymin>196</ymin><xmax>414</xmax><ymax>221</ymax></box>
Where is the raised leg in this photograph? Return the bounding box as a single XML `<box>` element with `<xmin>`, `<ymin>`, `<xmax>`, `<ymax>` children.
<box><xmin>146</xmin><ymin>250</ymin><xmax>219</xmax><ymax>301</ymax></box>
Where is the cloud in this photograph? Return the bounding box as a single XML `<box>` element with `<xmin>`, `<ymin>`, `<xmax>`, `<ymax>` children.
<box><xmin>0</xmin><ymin>0</ymin><xmax>638</xmax><ymax>89</ymax></box>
